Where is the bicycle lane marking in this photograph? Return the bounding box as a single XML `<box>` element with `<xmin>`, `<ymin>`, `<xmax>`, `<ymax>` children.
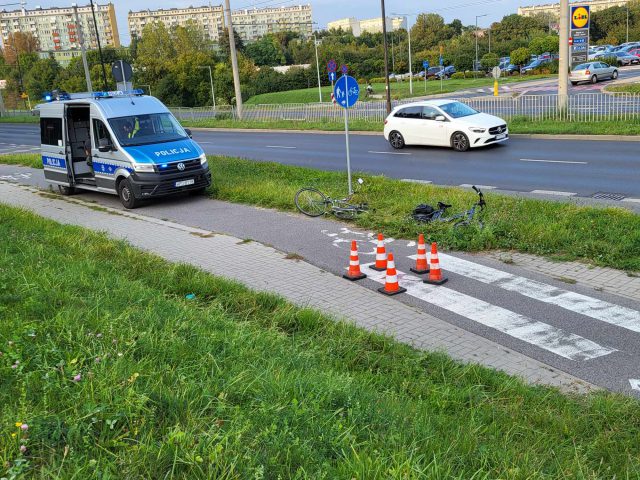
<box><xmin>362</xmin><ymin>264</ymin><xmax>616</xmax><ymax>361</ymax></box>
<box><xmin>430</xmin><ymin>253</ymin><xmax>640</xmax><ymax>332</ymax></box>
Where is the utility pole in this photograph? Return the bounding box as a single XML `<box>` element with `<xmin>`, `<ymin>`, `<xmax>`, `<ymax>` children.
<box><xmin>627</xmin><ymin>3</ymin><xmax>630</xmax><ymax>44</ymax></box>
<box><xmin>407</xmin><ymin>21</ymin><xmax>413</xmax><ymax>95</ymax></box>
<box><xmin>72</xmin><ymin>3</ymin><xmax>92</xmax><ymax>93</ymax></box>
<box><xmin>559</xmin><ymin>0</ymin><xmax>569</xmax><ymax>110</ymax></box>
<box><xmin>89</xmin><ymin>0</ymin><xmax>108</xmax><ymax>90</ymax></box>
<box><xmin>224</xmin><ymin>0</ymin><xmax>243</xmax><ymax>119</ymax></box>
<box><xmin>381</xmin><ymin>0</ymin><xmax>391</xmax><ymax>114</ymax></box>
<box><xmin>475</xmin><ymin>14</ymin><xmax>487</xmax><ymax>77</ymax></box>
<box><xmin>198</xmin><ymin>65</ymin><xmax>216</xmax><ymax>110</ymax></box>
<box><xmin>313</xmin><ymin>33</ymin><xmax>322</xmax><ymax>103</ymax></box>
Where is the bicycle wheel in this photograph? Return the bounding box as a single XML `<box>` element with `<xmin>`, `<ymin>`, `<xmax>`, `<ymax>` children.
<box><xmin>294</xmin><ymin>188</ymin><xmax>329</xmax><ymax>217</ymax></box>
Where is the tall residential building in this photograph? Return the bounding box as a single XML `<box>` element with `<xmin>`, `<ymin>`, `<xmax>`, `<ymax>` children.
<box><xmin>232</xmin><ymin>5</ymin><xmax>312</xmax><ymax>42</ymax></box>
<box><xmin>327</xmin><ymin>16</ymin><xmax>406</xmax><ymax>36</ymax></box>
<box><xmin>128</xmin><ymin>4</ymin><xmax>312</xmax><ymax>44</ymax></box>
<box><xmin>128</xmin><ymin>5</ymin><xmax>225</xmax><ymax>42</ymax></box>
<box><xmin>518</xmin><ymin>0</ymin><xmax>630</xmax><ymax>19</ymax></box>
<box><xmin>0</xmin><ymin>3</ymin><xmax>119</xmax><ymax>65</ymax></box>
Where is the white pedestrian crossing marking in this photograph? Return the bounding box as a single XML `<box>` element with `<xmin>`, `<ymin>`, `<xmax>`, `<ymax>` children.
<box><xmin>436</xmin><ymin>253</ymin><xmax>640</xmax><ymax>332</ymax></box>
<box><xmin>363</xmin><ymin>263</ymin><xmax>615</xmax><ymax>361</ymax></box>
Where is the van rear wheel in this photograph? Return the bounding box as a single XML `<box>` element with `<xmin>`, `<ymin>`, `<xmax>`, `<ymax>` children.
<box><xmin>118</xmin><ymin>178</ymin><xmax>140</xmax><ymax>209</ymax></box>
<box><xmin>58</xmin><ymin>185</ymin><xmax>76</xmax><ymax>195</ymax></box>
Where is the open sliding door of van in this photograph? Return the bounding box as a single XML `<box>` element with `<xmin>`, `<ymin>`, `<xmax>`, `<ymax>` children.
<box><xmin>40</xmin><ymin>112</ymin><xmax>72</xmax><ymax>186</ymax></box>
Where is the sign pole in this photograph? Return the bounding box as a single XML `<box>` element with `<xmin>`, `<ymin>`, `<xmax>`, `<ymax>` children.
<box><xmin>343</xmin><ymin>74</ymin><xmax>352</xmax><ymax>195</ymax></box>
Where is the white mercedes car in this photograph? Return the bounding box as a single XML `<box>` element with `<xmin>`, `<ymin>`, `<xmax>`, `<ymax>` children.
<box><xmin>383</xmin><ymin>100</ymin><xmax>508</xmax><ymax>152</ymax></box>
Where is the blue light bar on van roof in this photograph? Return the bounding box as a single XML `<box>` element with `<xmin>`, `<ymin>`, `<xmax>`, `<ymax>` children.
<box><xmin>92</xmin><ymin>89</ymin><xmax>145</xmax><ymax>99</ymax></box>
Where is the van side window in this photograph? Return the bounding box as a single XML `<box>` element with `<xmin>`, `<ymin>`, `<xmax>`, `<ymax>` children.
<box><xmin>40</xmin><ymin>118</ymin><xmax>62</xmax><ymax>146</ymax></box>
<box><xmin>93</xmin><ymin>119</ymin><xmax>112</xmax><ymax>148</ymax></box>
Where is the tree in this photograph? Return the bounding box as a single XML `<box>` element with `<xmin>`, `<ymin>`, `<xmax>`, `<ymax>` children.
<box><xmin>24</xmin><ymin>57</ymin><xmax>60</xmax><ymax>99</ymax></box>
<box><xmin>411</xmin><ymin>13</ymin><xmax>454</xmax><ymax>51</ymax></box>
<box><xmin>245</xmin><ymin>34</ymin><xmax>286</xmax><ymax>66</ymax></box>
<box><xmin>529</xmin><ymin>35</ymin><xmax>558</xmax><ymax>55</ymax></box>
<box><xmin>2</xmin><ymin>32</ymin><xmax>39</xmax><ymax>65</ymax></box>
<box><xmin>481</xmin><ymin>52</ymin><xmax>500</xmax><ymax>69</ymax></box>
<box><xmin>218</xmin><ymin>29</ymin><xmax>245</xmax><ymax>59</ymax></box>
<box><xmin>510</xmin><ymin>47</ymin><xmax>531</xmax><ymax>67</ymax></box>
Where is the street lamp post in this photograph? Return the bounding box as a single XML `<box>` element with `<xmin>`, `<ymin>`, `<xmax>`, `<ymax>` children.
<box><xmin>475</xmin><ymin>14</ymin><xmax>487</xmax><ymax>77</ymax></box>
<box><xmin>198</xmin><ymin>65</ymin><xmax>216</xmax><ymax>110</ymax></box>
<box><xmin>627</xmin><ymin>4</ymin><xmax>629</xmax><ymax>44</ymax></box>
<box><xmin>380</xmin><ymin>0</ymin><xmax>392</xmax><ymax>114</ymax></box>
<box><xmin>313</xmin><ymin>34</ymin><xmax>322</xmax><ymax>103</ymax></box>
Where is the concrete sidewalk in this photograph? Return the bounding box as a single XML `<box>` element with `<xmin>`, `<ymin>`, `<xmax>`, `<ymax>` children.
<box><xmin>0</xmin><ymin>181</ymin><xmax>594</xmax><ymax>394</ymax></box>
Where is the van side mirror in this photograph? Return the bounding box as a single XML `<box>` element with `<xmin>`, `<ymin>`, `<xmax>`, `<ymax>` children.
<box><xmin>185</xmin><ymin>128</ymin><xmax>193</xmax><ymax>138</ymax></box>
<box><xmin>98</xmin><ymin>138</ymin><xmax>112</xmax><ymax>152</ymax></box>
<box><xmin>435</xmin><ymin>115</ymin><xmax>446</xmax><ymax>122</ymax></box>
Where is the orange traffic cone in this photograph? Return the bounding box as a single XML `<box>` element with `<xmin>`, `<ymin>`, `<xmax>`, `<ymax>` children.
<box><xmin>378</xmin><ymin>253</ymin><xmax>407</xmax><ymax>296</ymax></box>
<box><xmin>410</xmin><ymin>234</ymin><xmax>430</xmax><ymax>275</ymax></box>
<box><xmin>343</xmin><ymin>240</ymin><xmax>367</xmax><ymax>281</ymax></box>
<box><xmin>424</xmin><ymin>242</ymin><xmax>448</xmax><ymax>285</ymax></box>
<box><xmin>370</xmin><ymin>233</ymin><xmax>388</xmax><ymax>271</ymax></box>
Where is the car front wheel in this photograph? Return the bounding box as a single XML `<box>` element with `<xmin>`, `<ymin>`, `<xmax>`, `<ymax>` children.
<box><xmin>389</xmin><ymin>131</ymin><xmax>405</xmax><ymax>149</ymax></box>
<box><xmin>451</xmin><ymin>132</ymin><xmax>470</xmax><ymax>152</ymax></box>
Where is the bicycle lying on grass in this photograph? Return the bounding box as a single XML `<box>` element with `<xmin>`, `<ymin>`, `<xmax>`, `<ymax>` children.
<box><xmin>295</xmin><ymin>178</ymin><xmax>369</xmax><ymax>220</ymax></box>
<box><xmin>412</xmin><ymin>185</ymin><xmax>486</xmax><ymax>228</ymax></box>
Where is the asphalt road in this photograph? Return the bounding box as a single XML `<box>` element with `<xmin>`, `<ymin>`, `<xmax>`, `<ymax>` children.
<box><xmin>2</xmin><ymin>123</ymin><xmax>639</xmax><ymax>200</ymax></box>
<box><xmin>1</xmin><ymin>163</ymin><xmax>640</xmax><ymax>397</ymax></box>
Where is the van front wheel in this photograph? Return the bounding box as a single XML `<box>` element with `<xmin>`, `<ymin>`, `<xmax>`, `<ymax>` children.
<box><xmin>58</xmin><ymin>185</ymin><xmax>76</xmax><ymax>195</ymax></box>
<box><xmin>118</xmin><ymin>178</ymin><xmax>140</xmax><ymax>209</ymax></box>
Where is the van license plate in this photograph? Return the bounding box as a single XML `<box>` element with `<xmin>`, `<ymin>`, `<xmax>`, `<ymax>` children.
<box><xmin>175</xmin><ymin>179</ymin><xmax>195</xmax><ymax>187</ymax></box>
<box><xmin>495</xmin><ymin>133</ymin><xmax>506</xmax><ymax>140</ymax></box>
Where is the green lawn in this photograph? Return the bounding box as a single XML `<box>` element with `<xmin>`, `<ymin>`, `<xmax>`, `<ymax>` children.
<box><xmin>3</xmin><ymin>153</ymin><xmax>639</xmax><ymax>271</ymax></box>
<box><xmin>246</xmin><ymin>75</ymin><xmax>552</xmax><ymax>104</ymax></box>
<box><xmin>1</xmin><ymin>204</ymin><xmax>640</xmax><ymax>478</ymax></box>
<box><xmin>606</xmin><ymin>82</ymin><xmax>640</xmax><ymax>94</ymax></box>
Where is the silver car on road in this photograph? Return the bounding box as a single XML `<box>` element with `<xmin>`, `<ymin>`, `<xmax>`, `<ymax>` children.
<box><xmin>569</xmin><ymin>62</ymin><xmax>618</xmax><ymax>85</ymax></box>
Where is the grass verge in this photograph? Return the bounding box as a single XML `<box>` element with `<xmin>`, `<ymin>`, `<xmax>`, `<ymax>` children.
<box><xmin>3</xmin><ymin>153</ymin><xmax>639</xmax><ymax>271</ymax></box>
<box><xmin>1</xmin><ymin>204</ymin><xmax>640</xmax><ymax>478</ymax></box>
<box><xmin>606</xmin><ymin>82</ymin><xmax>640</xmax><ymax>94</ymax></box>
<box><xmin>245</xmin><ymin>75</ymin><xmax>552</xmax><ymax>104</ymax></box>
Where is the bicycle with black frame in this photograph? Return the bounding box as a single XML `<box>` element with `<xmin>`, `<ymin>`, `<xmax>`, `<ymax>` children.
<box><xmin>412</xmin><ymin>186</ymin><xmax>486</xmax><ymax>228</ymax></box>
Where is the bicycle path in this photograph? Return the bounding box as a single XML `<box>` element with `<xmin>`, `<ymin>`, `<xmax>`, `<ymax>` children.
<box><xmin>1</xmin><ymin>166</ymin><xmax>640</xmax><ymax>396</ymax></box>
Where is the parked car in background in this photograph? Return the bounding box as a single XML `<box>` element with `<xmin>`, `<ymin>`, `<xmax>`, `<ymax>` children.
<box><xmin>426</xmin><ymin>66</ymin><xmax>444</xmax><ymax>79</ymax></box>
<box><xmin>501</xmin><ymin>63</ymin><xmax>519</xmax><ymax>75</ymax></box>
<box><xmin>570</xmin><ymin>62</ymin><xmax>618</xmax><ymax>85</ymax></box>
<box><xmin>611</xmin><ymin>51</ymin><xmax>640</xmax><ymax>65</ymax></box>
<box><xmin>435</xmin><ymin>66</ymin><xmax>456</xmax><ymax>79</ymax></box>
<box><xmin>520</xmin><ymin>58</ymin><xmax>551</xmax><ymax>74</ymax></box>
<box><xmin>627</xmin><ymin>48</ymin><xmax>640</xmax><ymax>58</ymax></box>
<box><xmin>384</xmin><ymin>100</ymin><xmax>508</xmax><ymax>152</ymax></box>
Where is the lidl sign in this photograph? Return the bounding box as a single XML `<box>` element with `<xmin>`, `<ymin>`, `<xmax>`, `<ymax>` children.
<box><xmin>571</xmin><ymin>5</ymin><xmax>590</xmax><ymax>30</ymax></box>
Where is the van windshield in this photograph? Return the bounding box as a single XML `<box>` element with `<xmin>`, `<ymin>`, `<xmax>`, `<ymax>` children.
<box><xmin>109</xmin><ymin>113</ymin><xmax>188</xmax><ymax>147</ymax></box>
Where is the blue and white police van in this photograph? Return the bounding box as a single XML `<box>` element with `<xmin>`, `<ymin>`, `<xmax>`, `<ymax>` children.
<box><xmin>38</xmin><ymin>89</ymin><xmax>211</xmax><ymax>208</ymax></box>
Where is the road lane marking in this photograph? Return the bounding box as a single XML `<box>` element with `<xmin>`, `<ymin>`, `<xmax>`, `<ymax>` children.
<box><xmin>266</xmin><ymin>145</ymin><xmax>296</xmax><ymax>149</ymax></box>
<box><xmin>368</xmin><ymin>151</ymin><xmax>412</xmax><ymax>155</ymax></box>
<box><xmin>363</xmin><ymin>263</ymin><xmax>615</xmax><ymax>361</ymax></box>
<box><xmin>520</xmin><ymin>158</ymin><xmax>588</xmax><ymax>165</ymax></box>
<box><xmin>401</xmin><ymin>178</ymin><xmax>432</xmax><ymax>184</ymax></box>
<box><xmin>434</xmin><ymin>253</ymin><xmax>640</xmax><ymax>332</ymax></box>
<box><xmin>530</xmin><ymin>190</ymin><xmax>577</xmax><ymax>196</ymax></box>
<box><xmin>630</xmin><ymin>379</ymin><xmax>640</xmax><ymax>392</ymax></box>
<box><xmin>459</xmin><ymin>184</ymin><xmax>496</xmax><ymax>189</ymax></box>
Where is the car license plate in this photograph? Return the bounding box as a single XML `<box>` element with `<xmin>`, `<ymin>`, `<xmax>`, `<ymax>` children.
<box><xmin>175</xmin><ymin>179</ymin><xmax>195</xmax><ymax>187</ymax></box>
<box><xmin>496</xmin><ymin>133</ymin><xmax>506</xmax><ymax>140</ymax></box>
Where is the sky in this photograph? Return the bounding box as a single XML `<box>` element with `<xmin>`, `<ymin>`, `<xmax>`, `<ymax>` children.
<box><xmin>14</xmin><ymin>0</ymin><xmax>550</xmax><ymax>45</ymax></box>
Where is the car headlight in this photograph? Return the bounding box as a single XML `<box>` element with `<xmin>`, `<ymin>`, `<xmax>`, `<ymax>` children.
<box><xmin>199</xmin><ymin>153</ymin><xmax>208</xmax><ymax>166</ymax></box>
<box><xmin>468</xmin><ymin>127</ymin><xmax>486</xmax><ymax>133</ymax></box>
<box><xmin>132</xmin><ymin>162</ymin><xmax>155</xmax><ymax>173</ymax></box>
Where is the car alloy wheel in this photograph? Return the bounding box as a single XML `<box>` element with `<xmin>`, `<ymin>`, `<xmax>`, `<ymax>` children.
<box><xmin>452</xmin><ymin>132</ymin><xmax>469</xmax><ymax>152</ymax></box>
<box><xmin>389</xmin><ymin>131</ymin><xmax>405</xmax><ymax>149</ymax></box>
<box><xmin>591</xmin><ymin>75</ymin><xmax>598</xmax><ymax>84</ymax></box>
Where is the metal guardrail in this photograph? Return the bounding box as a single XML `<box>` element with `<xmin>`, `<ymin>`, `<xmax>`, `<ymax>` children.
<box><xmin>0</xmin><ymin>109</ymin><xmax>33</xmax><ymax>118</ymax></box>
<box><xmin>170</xmin><ymin>93</ymin><xmax>640</xmax><ymax>124</ymax></box>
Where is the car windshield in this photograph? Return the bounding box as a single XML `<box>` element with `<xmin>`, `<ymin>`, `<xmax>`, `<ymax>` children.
<box><xmin>109</xmin><ymin>113</ymin><xmax>188</xmax><ymax>147</ymax></box>
<box><xmin>439</xmin><ymin>102</ymin><xmax>478</xmax><ymax>119</ymax></box>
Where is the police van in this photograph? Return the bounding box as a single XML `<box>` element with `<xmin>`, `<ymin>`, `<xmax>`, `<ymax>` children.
<box><xmin>38</xmin><ymin>89</ymin><xmax>211</xmax><ymax>208</ymax></box>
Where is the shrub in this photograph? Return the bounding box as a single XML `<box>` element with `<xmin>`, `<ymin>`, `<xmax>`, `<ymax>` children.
<box><xmin>369</xmin><ymin>77</ymin><xmax>386</xmax><ymax>83</ymax></box>
<box><xmin>451</xmin><ymin>72</ymin><xmax>466</xmax><ymax>79</ymax></box>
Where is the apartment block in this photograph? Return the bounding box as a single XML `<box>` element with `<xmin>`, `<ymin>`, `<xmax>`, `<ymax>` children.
<box><xmin>128</xmin><ymin>5</ymin><xmax>225</xmax><ymax>42</ymax></box>
<box><xmin>518</xmin><ymin>0</ymin><xmax>630</xmax><ymax>19</ymax></box>
<box><xmin>128</xmin><ymin>4</ymin><xmax>312</xmax><ymax>44</ymax></box>
<box><xmin>1</xmin><ymin>2</ymin><xmax>119</xmax><ymax>65</ymax></box>
<box><xmin>327</xmin><ymin>16</ymin><xmax>406</xmax><ymax>36</ymax></box>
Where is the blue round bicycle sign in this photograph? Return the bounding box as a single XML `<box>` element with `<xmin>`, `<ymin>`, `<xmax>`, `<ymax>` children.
<box><xmin>334</xmin><ymin>75</ymin><xmax>359</xmax><ymax>109</ymax></box>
